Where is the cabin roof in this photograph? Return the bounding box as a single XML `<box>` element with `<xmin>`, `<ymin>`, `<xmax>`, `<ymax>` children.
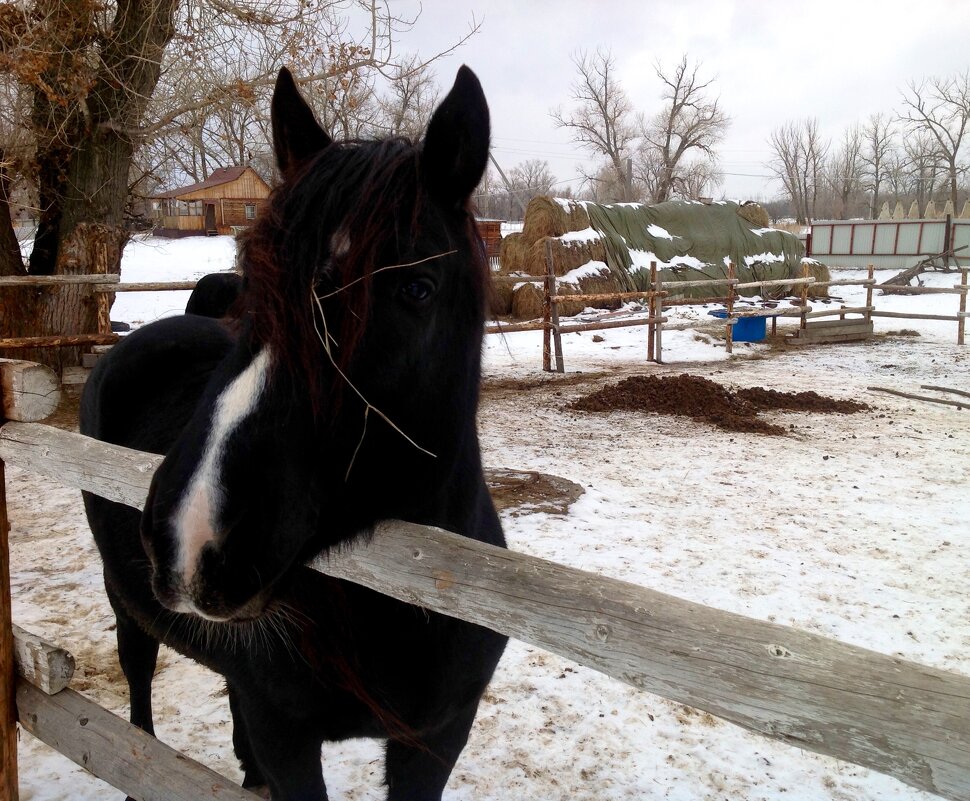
<box><xmin>155</xmin><ymin>166</ymin><xmax>259</xmax><ymax>199</ymax></box>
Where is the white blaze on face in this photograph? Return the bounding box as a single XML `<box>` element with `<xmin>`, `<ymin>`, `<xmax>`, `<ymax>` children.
<box><xmin>172</xmin><ymin>348</ymin><xmax>272</xmax><ymax>595</ymax></box>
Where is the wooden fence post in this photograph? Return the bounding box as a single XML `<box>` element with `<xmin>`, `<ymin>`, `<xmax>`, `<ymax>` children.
<box><xmin>800</xmin><ymin>260</ymin><xmax>810</xmax><ymax>331</ymax></box>
<box><xmin>545</xmin><ymin>241</ymin><xmax>564</xmax><ymax>373</ymax></box>
<box><xmin>647</xmin><ymin>263</ymin><xmax>657</xmax><ymax>362</ymax></box>
<box><xmin>0</xmin><ymin>455</ymin><xmax>18</xmax><ymax>801</ymax></box>
<box><xmin>652</xmin><ymin>263</ymin><xmax>663</xmax><ymax>364</ymax></box>
<box><xmin>866</xmin><ymin>264</ymin><xmax>874</xmax><ymax>329</ymax></box>
<box><xmin>725</xmin><ymin>261</ymin><xmax>735</xmax><ymax>354</ymax></box>
<box><xmin>958</xmin><ymin>268</ymin><xmax>967</xmax><ymax>346</ymax></box>
<box><xmin>94</xmin><ymin>244</ymin><xmax>111</xmax><ymax>338</ymax></box>
<box><xmin>542</xmin><ymin>241</ymin><xmax>552</xmax><ymax>373</ymax></box>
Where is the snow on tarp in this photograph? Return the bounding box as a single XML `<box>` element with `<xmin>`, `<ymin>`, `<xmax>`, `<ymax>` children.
<box><xmin>561</xmin><ymin>199</ymin><xmax>804</xmax><ymax>297</ymax></box>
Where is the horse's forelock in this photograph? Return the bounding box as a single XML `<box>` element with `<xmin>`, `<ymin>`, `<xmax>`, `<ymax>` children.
<box><xmin>239</xmin><ymin>139</ymin><xmax>423</xmax><ymax>407</ymax></box>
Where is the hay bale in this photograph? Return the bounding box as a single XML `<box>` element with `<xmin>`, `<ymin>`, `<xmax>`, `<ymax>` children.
<box><xmin>499</xmin><ymin>232</ymin><xmax>527</xmax><ymax>273</ymax></box>
<box><xmin>802</xmin><ymin>258</ymin><xmax>832</xmax><ymax>298</ymax></box>
<box><xmin>538</xmin><ymin>236</ymin><xmax>608</xmax><ymax>277</ymax></box>
<box><xmin>521</xmin><ymin>196</ymin><xmax>590</xmax><ymax>243</ymax></box>
<box><xmin>509</xmin><ymin>268</ymin><xmax>623</xmax><ymax>320</ymax></box>
<box><xmin>511</xmin><ymin>282</ymin><xmax>545</xmax><ymax>320</ymax></box>
<box><xmin>489</xmin><ymin>280</ymin><xmax>513</xmax><ymax>317</ymax></box>
<box><xmin>737</xmin><ymin>201</ymin><xmax>770</xmax><ymax>228</ymax></box>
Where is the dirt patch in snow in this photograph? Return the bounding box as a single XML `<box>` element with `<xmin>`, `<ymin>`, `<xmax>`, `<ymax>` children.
<box><xmin>486</xmin><ymin>468</ymin><xmax>584</xmax><ymax>516</ymax></box>
<box><xmin>569</xmin><ymin>374</ymin><xmax>868</xmax><ymax>435</ymax></box>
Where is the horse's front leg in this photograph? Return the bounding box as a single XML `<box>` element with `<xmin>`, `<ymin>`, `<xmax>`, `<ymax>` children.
<box><xmin>383</xmin><ymin>699</ymin><xmax>483</xmax><ymax>801</ymax></box>
<box><xmin>234</xmin><ymin>693</ymin><xmax>328</xmax><ymax>801</ymax></box>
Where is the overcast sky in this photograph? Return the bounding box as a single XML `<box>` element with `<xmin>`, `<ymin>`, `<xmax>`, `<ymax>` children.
<box><xmin>398</xmin><ymin>0</ymin><xmax>970</xmax><ymax>202</ymax></box>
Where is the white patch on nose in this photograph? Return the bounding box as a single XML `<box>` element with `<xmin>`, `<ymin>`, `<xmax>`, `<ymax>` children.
<box><xmin>172</xmin><ymin>348</ymin><xmax>272</xmax><ymax>593</ymax></box>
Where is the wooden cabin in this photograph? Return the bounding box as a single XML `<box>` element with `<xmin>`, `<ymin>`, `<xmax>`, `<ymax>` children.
<box><xmin>153</xmin><ymin>166</ymin><xmax>271</xmax><ymax>236</ymax></box>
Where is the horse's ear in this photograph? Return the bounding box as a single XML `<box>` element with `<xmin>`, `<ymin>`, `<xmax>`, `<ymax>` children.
<box><xmin>272</xmin><ymin>67</ymin><xmax>332</xmax><ymax>175</ymax></box>
<box><xmin>421</xmin><ymin>65</ymin><xmax>490</xmax><ymax>207</ymax></box>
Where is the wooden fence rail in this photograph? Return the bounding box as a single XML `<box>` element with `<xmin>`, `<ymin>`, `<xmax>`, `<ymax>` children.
<box><xmin>511</xmin><ymin>260</ymin><xmax>969</xmax><ymax>370</ymax></box>
<box><xmin>0</xmin><ymin>420</ymin><xmax>968</xmax><ymax>800</ymax></box>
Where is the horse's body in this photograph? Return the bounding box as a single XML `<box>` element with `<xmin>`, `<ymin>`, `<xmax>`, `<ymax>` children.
<box><xmin>185</xmin><ymin>271</ymin><xmax>242</xmax><ymax>318</ymax></box>
<box><xmin>81</xmin><ymin>66</ymin><xmax>506</xmax><ymax>801</ymax></box>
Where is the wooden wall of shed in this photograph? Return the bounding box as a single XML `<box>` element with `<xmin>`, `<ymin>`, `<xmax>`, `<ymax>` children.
<box><xmin>477</xmin><ymin>220</ymin><xmax>503</xmax><ymax>259</ymax></box>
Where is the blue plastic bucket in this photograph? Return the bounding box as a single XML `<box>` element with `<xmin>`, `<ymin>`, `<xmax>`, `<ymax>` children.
<box><xmin>708</xmin><ymin>310</ymin><xmax>767</xmax><ymax>343</ymax></box>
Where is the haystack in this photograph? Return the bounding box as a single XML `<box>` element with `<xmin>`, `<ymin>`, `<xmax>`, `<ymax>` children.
<box><xmin>511</xmin><ymin>265</ymin><xmax>616</xmax><ymax>319</ymax></box>
<box><xmin>499</xmin><ymin>233</ymin><xmax>528</xmax><ymax>274</ymax></box>
<box><xmin>520</xmin><ymin>196</ymin><xmax>591</xmax><ymax>242</ymax></box>
<box><xmin>801</xmin><ymin>258</ymin><xmax>832</xmax><ymax>298</ymax></box>
<box><xmin>737</xmin><ymin>201</ymin><xmax>770</xmax><ymax>228</ymax></box>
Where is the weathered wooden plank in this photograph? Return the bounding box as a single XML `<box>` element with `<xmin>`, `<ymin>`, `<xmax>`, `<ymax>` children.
<box><xmin>787</xmin><ymin>332</ymin><xmax>874</xmax><ymax>346</ymax></box>
<box><xmin>313</xmin><ymin>521</ymin><xmax>970</xmax><ymax>801</ymax></box>
<box><xmin>732</xmin><ymin>277</ymin><xmax>815</xmax><ymax>290</ymax></box>
<box><xmin>868</xmin><ymin>387</ymin><xmax>968</xmax><ymax>409</ymax></box>
<box><xmin>921</xmin><ymin>384</ymin><xmax>970</xmax><ymax>400</ymax></box>
<box><xmin>0</xmin><ymin>422</ymin><xmax>163</xmax><ymax>509</ymax></box>
<box><xmin>0</xmin><ymin>460</ymin><xmax>18</xmax><ymax>800</ymax></box>
<box><xmin>805</xmin><ymin>318</ymin><xmax>873</xmax><ymax>329</ymax></box>
<box><xmin>60</xmin><ymin>366</ymin><xmax>91</xmax><ymax>386</ymax></box>
<box><xmin>556</xmin><ymin>316</ymin><xmax>666</xmax><ymax>335</ymax></box>
<box><xmin>12</xmin><ymin>625</ymin><xmax>75</xmax><ymax>694</ymax></box>
<box><xmin>16</xmin><ymin>680</ymin><xmax>259</xmax><ymax>801</ymax></box>
<box><xmin>0</xmin><ymin>359</ymin><xmax>61</xmax><ymax>422</ymax></box>
<box><xmin>1</xmin><ymin>422</ymin><xmax>969</xmax><ymax>799</ymax></box>
<box><xmin>871</xmin><ymin>310</ymin><xmax>960</xmax><ymax>322</ymax></box>
<box><xmin>803</xmin><ymin>305</ymin><xmax>873</xmax><ymax>319</ymax></box>
<box><xmin>877</xmin><ymin>284</ymin><xmax>967</xmax><ymax>295</ymax></box>
<box><xmin>0</xmin><ymin>274</ymin><xmax>119</xmax><ymax>286</ymax></box>
<box><xmin>92</xmin><ymin>281</ymin><xmax>199</xmax><ymax>293</ymax></box>
<box><xmin>550</xmin><ymin>289</ymin><xmax>664</xmax><ymax>304</ymax></box>
<box><xmin>0</xmin><ymin>334</ymin><xmax>119</xmax><ymax>350</ymax></box>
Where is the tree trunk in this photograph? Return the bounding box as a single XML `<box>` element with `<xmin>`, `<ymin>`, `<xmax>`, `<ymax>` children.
<box><xmin>0</xmin><ymin>224</ymin><xmax>121</xmax><ymax>369</ymax></box>
<box><xmin>0</xmin><ymin>152</ymin><xmax>25</xmax><ymax>278</ymax></box>
<box><xmin>3</xmin><ymin>0</ymin><xmax>178</xmax><ymax>372</ymax></box>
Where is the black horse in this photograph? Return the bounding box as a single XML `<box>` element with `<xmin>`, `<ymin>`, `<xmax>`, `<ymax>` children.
<box><xmin>185</xmin><ymin>271</ymin><xmax>242</xmax><ymax>318</ymax></box>
<box><xmin>80</xmin><ymin>65</ymin><xmax>506</xmax><ymax>801</ymax></box>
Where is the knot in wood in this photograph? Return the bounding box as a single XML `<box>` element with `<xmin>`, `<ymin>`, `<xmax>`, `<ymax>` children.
<box><xmin>766</xmin><ymin>643</ymin><xmax>793</xmax><ymax>658</ymax></box>
<box><xmin>594</xmin><ymin>624</ymin><xmax>611</xmax><ymax>642</ymax></box>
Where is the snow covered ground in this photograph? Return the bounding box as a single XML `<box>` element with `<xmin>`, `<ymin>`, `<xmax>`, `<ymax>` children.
<box><xmin>7</xmin><ymin>235</ymin><xmax>970</xmax><ymax>800</ymax></box>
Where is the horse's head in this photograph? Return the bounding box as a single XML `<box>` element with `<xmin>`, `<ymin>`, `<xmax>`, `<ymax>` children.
<box><xmin>142</xmin><ymin>66</ymin><xmax>492</xmax><ymax>621</ymax></box>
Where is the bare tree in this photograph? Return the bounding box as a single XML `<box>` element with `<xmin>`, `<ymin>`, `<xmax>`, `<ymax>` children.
<box><xmin>0</xmin><ymin>0</ymin><xmax>480</xmax><ymax>367</ymax></box>
<box><xmin>551</xmin><ymin>48</ymin><xmax>638</xmax><ymax>201</ymax></box>
<box><xmin>899</xmin><ymin>71</ymin><xmax>970</xmax><ymax>210</ymax></box>
<box><xmin>371</xmin><ymin>56</ymin><xmax>440</xmax><ymax>140</ymax></box>
<box><xmin>902</xmin><ymin>129</ymin><xmax>945</xmax><ymax>211</ymax></box>
<box><xmin>768</xmin><ymin>118</ymin><xmax>829</xmax><ymax>224</ymax></box>
<box><xmin>825</xmin><ymin>124</ymin><xmax>864</xmax><ymax>219</ymax></box>
<box><xmin>641</xmin><ymin>55</ymin><xmax>729</xmax><ymax>202</ymax></box>
<box><xmin>860</xmin><ymin>113</ymin><xmax>895</xmax><ymax>218</ymax></box>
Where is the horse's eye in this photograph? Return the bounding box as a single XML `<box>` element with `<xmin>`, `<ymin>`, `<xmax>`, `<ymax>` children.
<box><xmin>401</xmin><ymin>279</ymin><xmax>435</xmax><ymax>303</ymax></box>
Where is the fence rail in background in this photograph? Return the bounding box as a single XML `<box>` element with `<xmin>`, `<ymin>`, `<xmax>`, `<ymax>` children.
<box><xmin>0</xmin><ymin>419</ymin><xmax>968</xmax><ymax>800</ymax></box>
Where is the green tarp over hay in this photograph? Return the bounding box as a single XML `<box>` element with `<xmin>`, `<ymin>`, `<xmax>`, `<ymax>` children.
<box><xmin>574</xmin><ymin>199</ymin><xmax>805</xmax><ymax>297</ymax></box>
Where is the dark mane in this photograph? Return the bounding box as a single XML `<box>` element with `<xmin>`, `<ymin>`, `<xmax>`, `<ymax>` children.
<box><xmin>238</xmin><ymin>137</ymin><xmax>488</xmax><ymax>411</ymax></box>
